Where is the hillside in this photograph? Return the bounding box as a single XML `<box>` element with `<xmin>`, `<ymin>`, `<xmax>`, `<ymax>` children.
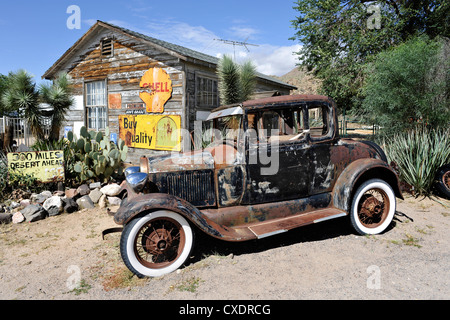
<box><xmin>276</xmin><ymin>67</ymin><xmax>321</xmax><ymax>95</ymax></box>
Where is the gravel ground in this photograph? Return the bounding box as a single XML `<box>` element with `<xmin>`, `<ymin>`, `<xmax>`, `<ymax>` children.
<box><xmin>0</xmin><ymin>194</ymin><xmax>449</xmax><ymax>301</ymax></box>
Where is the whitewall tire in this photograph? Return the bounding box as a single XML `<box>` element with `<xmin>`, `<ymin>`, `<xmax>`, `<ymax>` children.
<box><xmin>350</xmin><ymin>179</ymin><xmax>396</xmax><ymax>235</ymax></box>
<box><xmin>120</xmin><ymin>210</ymin><xmax>194</xmax><ymax>278</ymax></box>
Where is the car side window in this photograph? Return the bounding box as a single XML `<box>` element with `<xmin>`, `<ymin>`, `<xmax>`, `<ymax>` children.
<box><xmin>308</xmin><ymin>105</ymin><xmax>329</xmax><ymax>138</ymax></box>
<box><xmin>254</xmin><ymin>107</ymin><xmax>306</xmax><ymax>143</ymax></box>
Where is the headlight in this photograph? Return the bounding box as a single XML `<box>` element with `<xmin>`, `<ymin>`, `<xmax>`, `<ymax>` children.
<box><xmin>124</xmin><ymin>166</ymin><xmax>141</xmax><ymax>177</ymax></box>
<box><xmin>126</xmin><ymin>172</ymin><xmax>148</xmax><ymax>193</ymax></box>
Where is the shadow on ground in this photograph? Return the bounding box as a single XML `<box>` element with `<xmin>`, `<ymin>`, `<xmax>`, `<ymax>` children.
<box><xmin>187</xmin><ymin>210</ymin><xmax>412</xmax><ymax>267</ymax></box>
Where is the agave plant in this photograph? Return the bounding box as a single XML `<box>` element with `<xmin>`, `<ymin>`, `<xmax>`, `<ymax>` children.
<box><xmin>384</xmin><ymin>126</ymin><xmax>450</xmax><ymax>197</ymax></box>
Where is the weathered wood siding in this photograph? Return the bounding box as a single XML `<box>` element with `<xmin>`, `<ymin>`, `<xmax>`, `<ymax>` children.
<box><xmin>61</xmin><ymin>28</ymin><xmax>185</xmax><ymax>164</ymax></box>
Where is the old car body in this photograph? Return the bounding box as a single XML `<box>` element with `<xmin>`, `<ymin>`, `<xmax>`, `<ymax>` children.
<box><xmin>114</xmin><ymin>94</ymin><xmax>403</xmax><ymax>277</ymax></box>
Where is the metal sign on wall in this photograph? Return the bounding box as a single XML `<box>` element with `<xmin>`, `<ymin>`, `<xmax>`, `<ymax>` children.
<box><xmin>139</xmin><ymin>68</ymin><xmax>173</xmax><ymax>113</ymax></box>
<box><xmin>7</xmin><ymin>151</ymin><xmax>65</xmax><ymax>183</ymax></box>
<box><xmin>119</xmin><ymin>115</ymin><xmax>181</xmax><ymax>151</ymax></box>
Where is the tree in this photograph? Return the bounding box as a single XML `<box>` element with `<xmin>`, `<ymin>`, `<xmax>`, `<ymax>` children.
<box><xmin>1</xmin><ymin>70</ymin><xmax>43</xmax><ymax>140</ymax></box>
<box><xmin>290</xmin><ymin>0</ymin><xmax>449</xmax><ymax>111</ymax></box>
<box><xmin>40</xmin><ymin>73</ymin><xmax>74</xmax><ymax>141</ymax></box>
<box><xmin>361</xmin><ymin>35</ymin><xmax>449</xmax><ymax>134</ymax></box>
<box><xmin>0</xmin><ymin>74</ymin><xmax>9</xmax><ymax>115</ymax></box>
<box><xmin>217</xmin><ymin>55</ymin><xmax>256</xmax><ymax>105</ymax></box>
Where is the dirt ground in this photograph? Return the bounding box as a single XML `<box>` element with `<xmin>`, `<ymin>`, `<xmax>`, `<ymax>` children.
<box><xmin>0</xmin><ymin>194</ymin><xmax>449</xmax><ymax>300</ymax></box>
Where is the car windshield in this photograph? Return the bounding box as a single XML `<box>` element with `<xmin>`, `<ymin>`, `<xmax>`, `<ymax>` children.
<box><xmin>205</xmin><ymin>115</ymin><xmax>243</xmax><ymax>146</ymax></box>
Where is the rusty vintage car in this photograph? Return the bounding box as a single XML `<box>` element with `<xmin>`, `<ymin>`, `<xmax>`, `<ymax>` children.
<box><xmin>114</xmin><ymin>94</ymin><xmax>403</xmax><ymax>278</ymax></box>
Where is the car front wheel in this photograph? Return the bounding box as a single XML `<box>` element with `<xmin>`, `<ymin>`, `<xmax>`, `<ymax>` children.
<box><xmin>120</xmin><ymin>210</ymin><xmax>194</xmax><ymax>278</ymax></box>
<box><xmin>350</xmin><ymin>179</ymin><xmax>396</xmax><ymax>235</ymax></box>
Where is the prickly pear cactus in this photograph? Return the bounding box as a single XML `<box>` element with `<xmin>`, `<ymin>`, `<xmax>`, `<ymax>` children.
<box><xmin>67</xmin><ymin>126</ymin><xmax>128</xmax><ymax>183</ymax></box>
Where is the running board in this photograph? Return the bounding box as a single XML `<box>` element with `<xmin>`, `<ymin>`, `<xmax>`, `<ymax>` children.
<box><xmin>235</xmin><ymin>208</ymin><xmax>347</xmax><ymax>240</ymax></box>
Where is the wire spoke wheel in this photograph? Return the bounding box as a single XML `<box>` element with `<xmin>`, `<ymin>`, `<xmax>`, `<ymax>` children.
<box><xmin>443</xmin><ymin>171</ymin><xmax>450</xmax><ymax>191</ymax></box>
<box><xmin>434</xmin><ymin>164</ymin><xmax>450</xmax><ymax>199</ymax></box>
<box><xmin>357</xmin><ymin>189</ymin><xmax>390</xmax><ymax>228</ymax></box>
<box><xmin>350</xmin><ymin>179</ymin><xmax>396</xmax><ymax>235</ymax></box>
<box><xmin>120</xmin><ymin>210</ymin><xmax>194</xmax><ymax>278</ymax></box>
<box><xmin>135</xmin><ymin>217</ymin><xmax>185</xmax><ymax>269</ymax></box>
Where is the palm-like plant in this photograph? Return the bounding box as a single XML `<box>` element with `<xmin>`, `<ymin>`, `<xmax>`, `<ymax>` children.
<box><xmin>1</xmin><ymin>70</ymin><xmax>43</xmax><ymax>140</ymax></box>
<box><xmin>217</xmin><ymin>55</ymin><xmax>256</xmax><ymax>105</ymax></box>
<box><xmin>40</xmin><ymin>73</ymin><xmax>74</xmax><ymax>141</ymax></box>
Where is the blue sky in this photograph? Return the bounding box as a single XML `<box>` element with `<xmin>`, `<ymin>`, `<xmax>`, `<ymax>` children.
<box><xmin>0</xmin><ymin>0</ymin><xmax>302</xmax><ymax>85</ymax></box>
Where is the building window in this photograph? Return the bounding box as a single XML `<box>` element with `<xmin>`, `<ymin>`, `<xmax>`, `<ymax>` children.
<box><xmin>196</xmin><ymin>76</ymin><xmax>219</xmax><ymax>108</ymax></box>
<box><xmin>101</xmin><ymin>39</ymin><xmax>114</xmax><ymax>57</ymax></box>
<box><xmin>85</xmin><ymin>81</ymin><xmax>107</xmax><ymax>130</ymax></box>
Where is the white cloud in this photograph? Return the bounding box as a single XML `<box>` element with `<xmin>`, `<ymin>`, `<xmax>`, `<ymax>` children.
<box><xmin>96</xmin><ymin>18</ymin><xmax>301</xmax><ymax>77</ymax></box>
<box><xmin>247</xmin><ymin>44</ymin><xmax>302</xmax><ymax>76</ymax></box>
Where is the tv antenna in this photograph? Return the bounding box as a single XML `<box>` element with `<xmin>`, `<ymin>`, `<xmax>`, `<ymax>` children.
<box><xmin>214</xmin><ymin>37</ymin><xmax>259</xmax><ymax>60</ymax></box>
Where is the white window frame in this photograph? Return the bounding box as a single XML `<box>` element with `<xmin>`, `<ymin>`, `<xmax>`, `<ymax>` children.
<box><xmin>85</xmin><ymin>80</ymin><xmax>108</xmax><ymax>131</ymax></box>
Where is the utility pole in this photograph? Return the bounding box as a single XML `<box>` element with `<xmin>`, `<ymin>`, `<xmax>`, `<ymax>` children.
<box><xmin>214</xmin><ymin>38</ymin><xmax>259</xmax><ymax>60</ymax></box>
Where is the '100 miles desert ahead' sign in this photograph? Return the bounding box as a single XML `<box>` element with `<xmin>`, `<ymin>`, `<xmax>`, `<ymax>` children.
<box><xmin>8</xmin><ymin>151</ymin><xmax>65</xmax><ymax>183</ymax></box>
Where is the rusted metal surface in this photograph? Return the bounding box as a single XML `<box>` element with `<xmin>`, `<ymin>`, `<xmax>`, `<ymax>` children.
<box><xmin>114</xmin><ymin>94</ymin><xmax>403</xmax><ymax>242</ymax></box>
<box><xmin>332</xmin><ymin>158</ymin><xmax>403</xmax><ymax>213</ymax></box>
<box><xmin>114</xmin><ymin>189</ymin><xmax>250</xmax><ymax>242</ymax></box>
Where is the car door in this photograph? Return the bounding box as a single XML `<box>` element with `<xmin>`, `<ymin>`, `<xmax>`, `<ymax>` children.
<box><xmin>307</xmin><ymin>101</ymin><xmax>338</xmax><ymax>195</ymax></box>
<box><xmin>242</xmin><ymin>106</ymin><xmax>311</xmax><ymax>205</ymax></box>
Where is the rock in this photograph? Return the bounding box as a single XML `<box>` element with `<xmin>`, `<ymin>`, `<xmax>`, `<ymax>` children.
<box><xmin>20</xmin><ymin>199</ymin><xmax>31</xmax><ymax>208</ymax></box>
<box><xmin>21</xmin><ymin>205</ymin><xmax>47</xmax><ymax>223</ymax></box>
<box><xmin>65</xmin><ymin>188</ymin><xmax>78</xmax><ymax>199</ymax></box>
<box><xmin>12</xmin><ymin>212</ymin><xmax>24</xmax><ymax>224</ymax></box>
<box><xmin>10</xmin><ymin>201</ymin><xmax>21</xmax><ymax>209</ymax></box>
<box><xmin>76</xmin><ymin>195</ymin><xmax>95</xmax><ymax>210</ymax></box>
<box><xmin>76</xmin><ymin>184</ymin><xmax>90</xmax><ymax>196</ymax></box>
<box><xmin>40</xmin><ymin>190</ymin><xmax>52</xmax><ymax>198</ymax></box>
<box><xmin>31</xmin><ymin>191</ymin><xmax>52</xmax><ymax>205</ymax></box>
<box><xmin>89</xmin><ymin>188</ymin><xmax>103</xmax><ymax>204</ymax></box>
<box><xmin>43</xmin><ymin>196</ymin><xmax>64</xmax><ymax>217</ymax></box>
<box><xmin>99</xmin><ymin>194</ymin><xmax>107</xmax><ymax>209</ymax></box>
<box><xmin>0</xmin><ymin>212</ymin><xmax>12</xmax><ymax>224</ymax></box>
<box><xmin>62</xmin><ymin>197</ymin><xmax>78</xmax><ymax>214</ymax></box>
<box><xmin>53</xmin><ymin>191</ymin><xmax>65</xmax><ymax>197</ymax></box>
<box><xmin>100</xmin><ymin>184</ymin><xmax>121</xmax><ymax>197</ymax></box>
<box><xmin>107</xmin><ymin>197</ymin><xmax>122</xmax><ymax>206</ymax></box>
<box><xmin>89</xmin><ymin>182</ymin><xmax>101</xmax><ymax>190</ymax></box>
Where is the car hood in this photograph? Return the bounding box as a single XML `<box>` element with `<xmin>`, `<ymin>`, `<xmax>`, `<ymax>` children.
<box><xmin>143</xmin><ymin>150</ymin><xmax>215</xmax><ymax>173</ymax></box>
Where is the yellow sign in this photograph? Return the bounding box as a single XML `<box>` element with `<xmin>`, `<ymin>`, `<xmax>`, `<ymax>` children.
<box><xmin>139</xmin><ymin>68</ymin><xmax>173</xmax><ymax>113</ymax></box>
<box><xmin>8</xmin><ymin>151</ymin><xmax>65</xmax><ymax>183</ymax></box>
<box><xmin>119</xmin><ymin>115</ymin><xmax>181</xmax><ymax>151</ymax></box>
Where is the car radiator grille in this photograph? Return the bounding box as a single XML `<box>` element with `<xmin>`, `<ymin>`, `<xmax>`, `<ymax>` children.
<box><xmin>166</xmin><ymin>171</ymin><xmax>216</xmax><ymax>207</ymax></box>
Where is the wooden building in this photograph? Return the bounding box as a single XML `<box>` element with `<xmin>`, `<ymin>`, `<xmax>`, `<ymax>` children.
<box><xmin>43</xmin><ymin>20</ymin><xmax>296</xmax><ymax>164</ymax></box>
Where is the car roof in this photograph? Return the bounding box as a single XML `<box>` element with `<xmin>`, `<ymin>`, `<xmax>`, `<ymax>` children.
<box><xmin>212</xmin><ymin>94</ymin><xmax>334</xmax><ymax>113</ymax></box>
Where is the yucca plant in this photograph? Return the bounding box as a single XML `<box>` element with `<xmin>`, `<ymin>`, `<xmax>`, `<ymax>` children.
<box><xmin>217</xmin><ymin>55</ymin><xmax>256</xmax><ymax>105</ymax></box>
<box><xmin>40</xmin><ymin>73</ymin><xmax>74</xmax><ymax>141</ymax></box>
<box><xmin>1</xmin><ymin>70</ymin><xmax>43</xmax><ymax>140</ymax></box>
<box><xmin>384</xmin><ymin>126</ymin><xmax>450</xmax><ymax>197</ymax></box>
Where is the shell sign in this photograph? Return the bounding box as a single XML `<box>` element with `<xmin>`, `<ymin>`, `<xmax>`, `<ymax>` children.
<box><xmin>139</xmin><ymin>68</ymin><xmax>173</xmax><ymax>113</ymax></box>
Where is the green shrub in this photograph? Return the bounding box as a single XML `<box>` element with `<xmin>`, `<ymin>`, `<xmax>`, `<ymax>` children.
<box><xmin>361</xmin><ymin>35</ymin><xmax>449</xmax><ymax>135</ymax></box>
<box><xmin>384</xmin><ymin>127</ymin><xmax>450</xmax><ymax>197</ymax></box>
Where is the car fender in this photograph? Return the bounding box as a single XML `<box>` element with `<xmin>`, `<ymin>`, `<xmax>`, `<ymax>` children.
<box><xmin>113</xmin><ymin>192</ymin><xmax>240</xmax><ymax>241</ymax></box>
<box><xmin>332</xmin><ymin>158</ymin><xmax>403</xmax><ymax>212</ymax></box>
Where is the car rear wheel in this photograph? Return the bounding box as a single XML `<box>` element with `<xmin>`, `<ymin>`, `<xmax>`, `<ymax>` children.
<box><xmin>350</xmin><ymin>179</ymin><xmax>396</xmax><ymax>235</ymax></box>
<box><xmin>120</xmin><ymin>210</ymin><xmax>194</xmax><ymax>278</ymax></box>
<box><xmin>434</xmin><ymin>164</ymin><xmax>450</xmax><ymax>199</ymax></box>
